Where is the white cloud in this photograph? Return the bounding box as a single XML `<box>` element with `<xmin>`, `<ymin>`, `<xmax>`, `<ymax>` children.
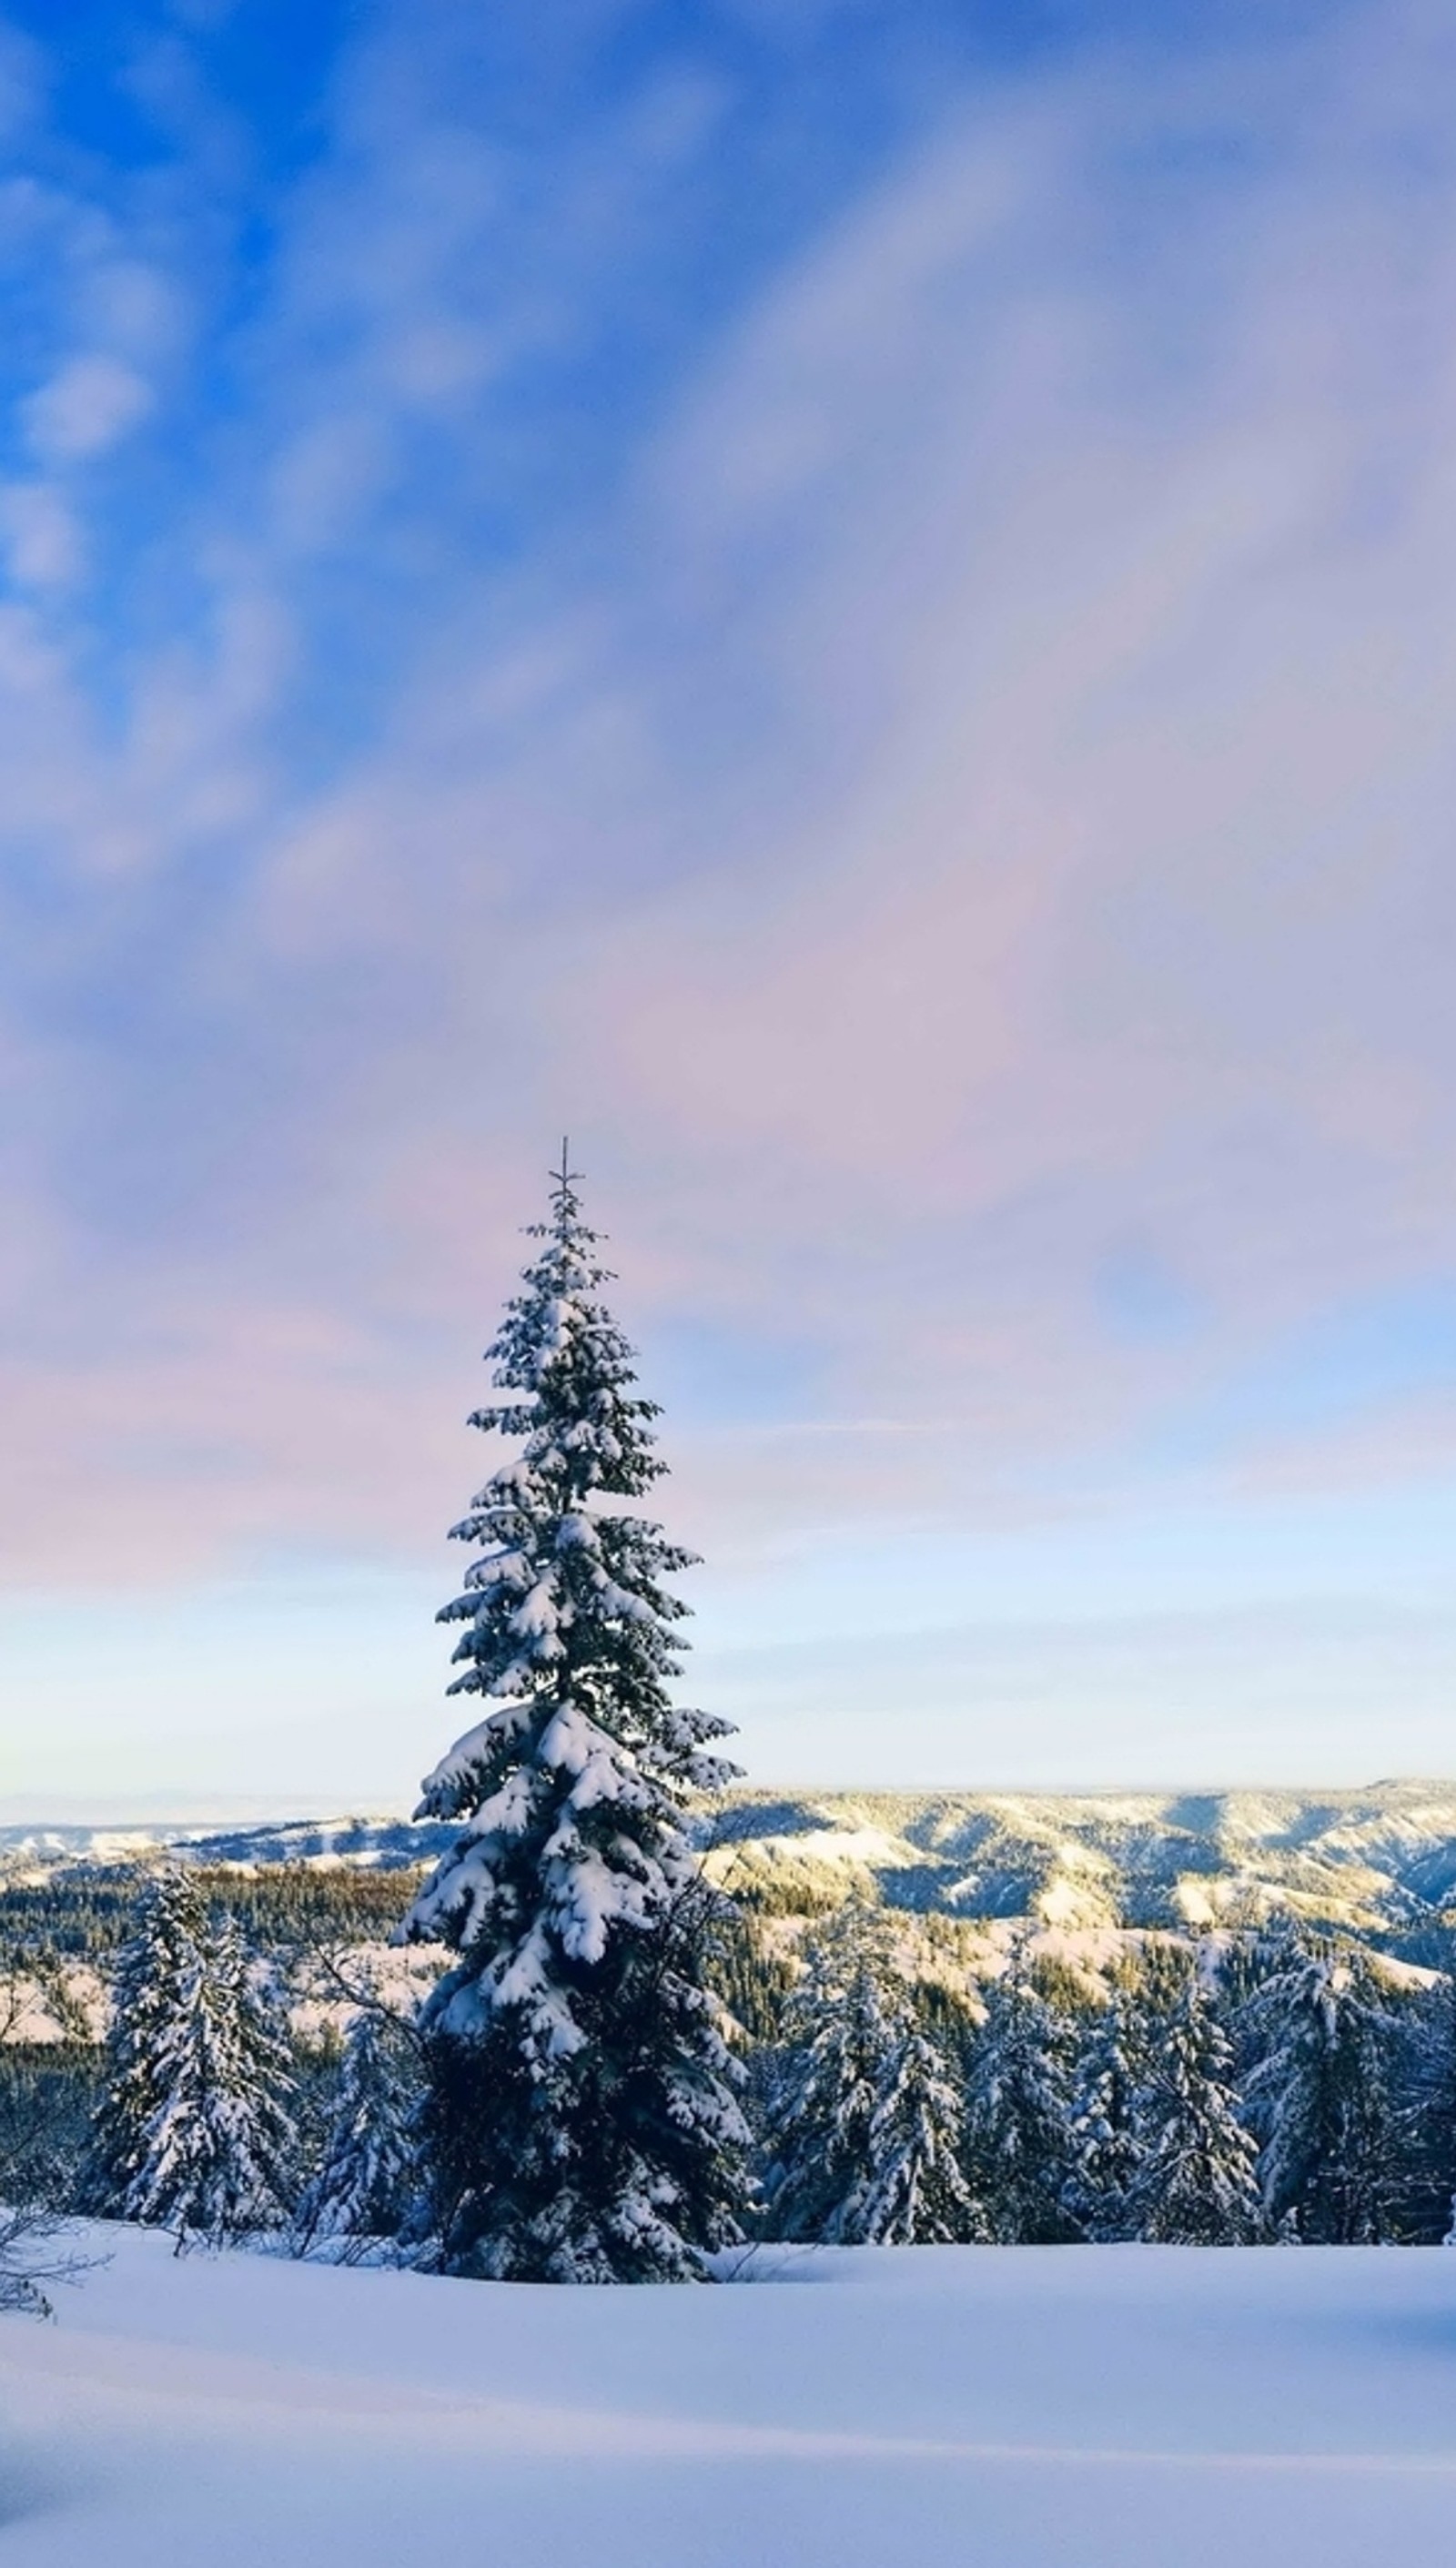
<box><xmin>24</xmin><ymin>352</ymin><xmax>154</xmax><ymax>461</ymax></box>
<box><xmin>0</xmin><ymin>481</ymin><xmax>80</xmax><ymax>588</ymax></box>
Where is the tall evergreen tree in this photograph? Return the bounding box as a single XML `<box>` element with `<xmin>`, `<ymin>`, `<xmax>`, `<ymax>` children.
<box><xmin>399</xmin><ymin>1155</ymin><xmax>748</xmax><ymax>2282</ymax></box>
<box><xmin>964</xmin><ymin>1955</ymin><xmax>1078</xmax><ymax>2241</ymax></box>
<box><xmin>763</xmin><ymin>1901</ymin><xmax>977</xmax><ymax>2244</ymax></box>
<box><xmin>1243</xmin><ymin>1929</ymin><xmax>1403</xmax><ymax>2242</ymax></box>
<box><xmin>90</xmin><ymin>1880</ymin><xmax>295</xmax><ymax>2245</ymax></box>
<box><xmin>1123</xmin><ymin>1952</ymin><xmax>1263</xmax><ymax>2244</ymax></box>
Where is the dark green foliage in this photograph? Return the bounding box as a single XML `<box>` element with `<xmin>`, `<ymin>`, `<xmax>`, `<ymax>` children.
<box><xmin>0</xmin><ymin>1868</ymin><xmax>153</xmax><ymax>1960</ymax></box>
<box><xmin>914</xmin><ymin>1976</ymin><xmax>980</xmax><ymax>2062</ymax></box>
<box><xmin>0</xmin><ymin>1861</ymin><xmax>423</xmax><ymax>1963</ymax></box>
<box><xmin>723</xmin><ymin>1868</ymin><xmax>847</xmax><ymax>1920</ymax></box>
<box><xmin>288</xmin><ymin>2026</ymin><xmax>349</xmax><ymax>2208</ymax></box>
<box><xmin>0</xmin><ymin>2045</ymin><xmax>101</xmax><ymax>2212</ymax></box>
<box><xmin>701</xmin><ymin>1907</ymin><xmax>795</xmax><ymax>2045</ymax></box>
<box><xmin>197</xmin><ymin>1865</ymin><xmax>428</xmax><ymax>1955</ymax></box>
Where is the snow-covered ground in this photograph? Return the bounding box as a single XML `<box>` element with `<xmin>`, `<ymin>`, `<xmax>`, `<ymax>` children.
<box><xmin>4</xmin><ymin>2231</ymin><xmax>1456</xmax><ymax>2565</ymax></box>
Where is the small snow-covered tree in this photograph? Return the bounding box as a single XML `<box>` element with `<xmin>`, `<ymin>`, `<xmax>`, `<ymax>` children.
<box><xmin>399</xmin><ymin>1156</ymin><xmax>748</xmax><ymax>2282</ymax></box>
<box><xmin>763</xmin><ymin>1901</ymin><xmax>977</xmax><ymax>2244</ymax></box>
<box><xmin>294</xmin><ymin>2002</ymin><xmax>422</xmax><ymax>2257</ymax></box>
<box><xmin>965</xmin><ymin>1956</ymin><xmax>1078</xmax><ymax>2241</ymax></box>
<box><xmin>1064</xmin><ymin>1988</ymin><xmax>1145</xmax><ymax>2241</ymax></box>
<box><xmin>93</xmin><ymin>1886</ymin><xmax>295</xmax><ymax>2246</ymax></box>
<box><xmin>1122</xmin><ymin>1951</ymin><xmax>1262</xmax><ymax>2243</ymax></box>
<box><xmin>136</xmin><ymin>1915</ymin><xmax>296</xmax><ymax>2244</ymax></box>
<box><xmin>1243</xmin><ymin>1929</ymin><xmax>1402</xmax><ymax>2243</ymax></box>
<box><xmin>86</xmin><ymin>1867</ymin><xmax>208</xmax><ymax>2216</ymax></box>
<box><xmin>864</xmin><ymin>2017</ymin><xmax>980</xmax><ymax>2245</ymax></box>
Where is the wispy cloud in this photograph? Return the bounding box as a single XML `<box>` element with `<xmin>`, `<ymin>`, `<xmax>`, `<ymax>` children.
<box><xmin>3</xmin><ymin>0</ymin><xmax>1455</xmax><ymax>1637</ymax></box>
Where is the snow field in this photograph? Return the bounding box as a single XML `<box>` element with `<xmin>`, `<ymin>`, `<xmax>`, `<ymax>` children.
<box><xmin>4</xmin><ymin>2229</ymin><xmax>1456</xmax><ymax>2564</ymax></box>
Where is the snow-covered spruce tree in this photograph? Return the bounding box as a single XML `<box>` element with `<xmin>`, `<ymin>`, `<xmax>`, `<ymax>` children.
<box><xmin>1063</xmin><ymin>1987</ymin><xmax>1146</xmax><ymax>2242</ymax></box>
<box><xmin>964</xmin><ymin>1955</ymin><xmax>1078</xmax><ymax>2242</ymax></box>
<box><xmin>1242</xmin><ymin>1928</ymin><xmax>1404</xmax><ymax>2243</ymax></box>
<box><xmin>1122</xmin><ymin>1950</ymin><xmax>1263</xmax><ymax>2244</ymax></box>
<box><xmin>763</xmin><ymin>1900</ymin><xmax>977</xmax><ymax>2244</ymax></box>
<box><xmin>293</xmin><ymin>2001</ymin><xmax>423</xmax><ymax>2258</ymax></box>
<box><xmin>86</xmin><ymin>1866</ymin><xmax>209</xmax><ymax>2217</ymax></box>
<box><xmin>92</xmin><ymin>1885</ymin><xmax>296</xmax><ymax>2246</ymax></box>
<box><xmin>398</xmin><ymin>1157</ymin><xmax>748</xmax><ymax>2283</ymax></box>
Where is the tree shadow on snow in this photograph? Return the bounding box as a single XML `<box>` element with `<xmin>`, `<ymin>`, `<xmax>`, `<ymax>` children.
<box><xmin>0</xmin><ymin>2439</ymin><xmax>93</xmax><ymax>2532</ymax></box>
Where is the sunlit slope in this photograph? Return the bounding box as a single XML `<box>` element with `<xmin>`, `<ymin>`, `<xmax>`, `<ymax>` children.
<box><xmin>694</xmin><ymin>1784</ymin><xmax>1456</xmax><ymax>1935</ymax></box>
<box><xmin>8</xmin><ymin>1782</ymin><xmax>1456</xmax><ymax>1939</ymax></box>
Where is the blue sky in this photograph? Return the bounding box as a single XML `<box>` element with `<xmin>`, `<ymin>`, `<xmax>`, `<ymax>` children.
<box><xmin>3</xmin><ymin>0</ymin><xmax>1455</xmax><ymax>1814</ymax></box>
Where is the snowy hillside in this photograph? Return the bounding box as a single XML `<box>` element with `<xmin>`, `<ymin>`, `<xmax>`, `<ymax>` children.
<box><xmin>4</xmin><ymin>2226</ymin><xmax>1456</xmax><ymax>2565</ymax></box>
<box><xmin>0</xmin><ymin>1815</ymin><xmax>459</xmax><ymax>1875</ymax></box>
<box><xmin>12</xmin><ymin>1780</ymin><xmax>1456</xmax><ymax>1939</ymax></box>
<box><xmin>696</xmin><ymin>1782</ymin><xmax>1456</xmax><ymax>1937</ymax></box>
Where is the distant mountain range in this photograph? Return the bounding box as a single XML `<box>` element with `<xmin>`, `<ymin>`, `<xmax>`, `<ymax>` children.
<box><xmin>0</xmin><ymin>1815</ymin><xmax>458</xmax><ymax>1873</ymax></box>
<box><xmin>8</xmin><ymin>1780</ymin><xmax>1456</xmax><ymax>1949</ymax></box>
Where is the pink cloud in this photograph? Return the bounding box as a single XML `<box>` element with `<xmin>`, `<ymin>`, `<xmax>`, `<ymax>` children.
<box><xmin>6</xmin><ymin>0</ymin><xmax>1456</xmax><ymax>1593</ymax></box>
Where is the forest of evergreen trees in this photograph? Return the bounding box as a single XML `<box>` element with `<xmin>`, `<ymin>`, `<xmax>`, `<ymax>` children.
<box><xmin>5</xmin><ymin>1863</ymin><xmax>1456</xmax><ymax>2261</ymax></box>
